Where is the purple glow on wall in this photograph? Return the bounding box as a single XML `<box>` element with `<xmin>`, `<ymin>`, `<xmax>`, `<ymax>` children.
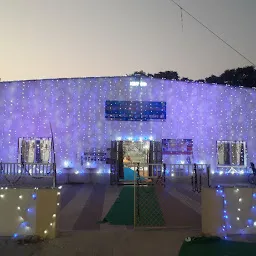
<box><xmin>0</xmin><ymin>77</ymin><xmax>256</xmax><ymax>171</ymax></box>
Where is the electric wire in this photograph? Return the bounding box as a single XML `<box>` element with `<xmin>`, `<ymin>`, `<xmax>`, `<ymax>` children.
<box><xmin>168</xmin><ymin>0</ymin><xmax>256</xmax><ymax>67</ymax></box>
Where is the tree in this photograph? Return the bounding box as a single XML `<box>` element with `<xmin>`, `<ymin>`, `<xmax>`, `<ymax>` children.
<box><xmin>129</xmin><ymin>70</ymin><xmax>148</xmax><ymax>77</ymax></box>
<box><xmin>204</xmin><ymin>66</ymin><xmax>256</xmax><ymax>88</ymax></box>
<box><xmin>129</xmin><ymin>70</ymin><xmax>180</xmax><ymax>81</ymax></box>
<box><xmin>180</xmin><ymin>77</ymin><xmax>193</xmax><ymax>82</ymax></box>
<box><xmin>205</xmin><ymin>75</ymin><xmax>220</xmax><ymax>84</ymax></box>
<box><xmin>153</xmin><ymin>71</ymin><xmax>179</xmax><ymax>80</ymax></box>
<box><xmin>129</xmin><ymin>66</ymin><xmax>256</xmax><ymax>88</ymax></box>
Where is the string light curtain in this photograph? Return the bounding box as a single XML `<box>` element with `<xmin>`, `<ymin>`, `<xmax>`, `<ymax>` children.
<box><xmin>0</xmin><ymin>77</ymin><xmax>256</xmax><ymax>172</ymax></box>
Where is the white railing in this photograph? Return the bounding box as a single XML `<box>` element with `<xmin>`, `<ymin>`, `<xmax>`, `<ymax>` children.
<box><xmin>0</xmin><ymin>162</ymin><xmax>55</xmax><ymax>177</ymax></box>
<box><xmin>124</xmin><ymin>163</ymin><xmax>210</xmax><ymax>177</ymax></box>
<box><xmin>121</xmin><ymin>163</ymin><xmax>211</xmax><ymax>190</ymax></box>
<box><xmin>166</xmin><ymin>164</ymin><xmax>209</xmax><ymax>177</ymax></box>
<box><xmin>216</xmin><ymin>165</ymin><xmax>250</xmax><ymax>175</ymax></box>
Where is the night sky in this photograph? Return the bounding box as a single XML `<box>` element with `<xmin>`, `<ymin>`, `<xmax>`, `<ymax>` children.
<box><xmin>0</xmin><ymin>0</ymin><xmax>255</xmax><ymax>81</ymax></box>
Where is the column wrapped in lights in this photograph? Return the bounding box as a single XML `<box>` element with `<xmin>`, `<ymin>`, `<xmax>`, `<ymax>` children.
<box><xmin>0</xmin><ymin>186</ymin><xmax>62</xmax><ymax>239</ymax></box>
<box><xmin>216</xmin><ymin>187</ymin><xmax>256</xmax><ymax>237</ymax></box>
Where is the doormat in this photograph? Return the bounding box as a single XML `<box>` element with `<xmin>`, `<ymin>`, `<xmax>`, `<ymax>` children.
<box><xmin>178</xmin><ymin>236</ymin><xmax>256</xmax><ymax>256</ymax></box>
<box><xmin>100</xmin><ymin>186</ymin><xmax>165</xmax><ymax>227</ymax></box>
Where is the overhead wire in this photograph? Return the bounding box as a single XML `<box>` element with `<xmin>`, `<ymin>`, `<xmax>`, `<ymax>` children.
<box><xmin>168</xmin><ymin>0</ymin><xmax>256</xmax><ymax>67</ymax></box>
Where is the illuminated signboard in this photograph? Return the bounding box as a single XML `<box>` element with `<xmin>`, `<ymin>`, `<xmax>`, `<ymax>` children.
<box><xmin>105</xmin><ymin>101</ymin><xmax>166</xmax><ymax>121</ymax></box>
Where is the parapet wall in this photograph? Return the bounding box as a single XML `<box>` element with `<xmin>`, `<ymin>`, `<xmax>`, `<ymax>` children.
<box><xmin>202</xmin><ymin>187</ymin><xmax>256</xmax><ymax>236</ymax></box>
<box><xmin>0</xmin><ymin>187</ymin><xmax>59</xmax><ymax>238</ymax></box>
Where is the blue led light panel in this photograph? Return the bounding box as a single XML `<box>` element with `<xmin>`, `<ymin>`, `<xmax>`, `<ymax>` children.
<box><xmin>105</xmin><ymin>100</ymin><xmax>166</xmax><ymax>121</ymax></box>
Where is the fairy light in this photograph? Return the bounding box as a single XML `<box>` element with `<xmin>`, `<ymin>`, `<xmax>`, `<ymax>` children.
<box><xmin>43</xmin><ymin>212</ymin><xmax>57</xmax><ymax>238</ymax></box>
<box><xmin>0</xmin><ymin>186</ymin><xmax>60</xmax><ymax>238</ymax></box>
<box><xmin>216</xmin><ymin>187</ymin><xmax>256</xmax><ymax>238</ymax></box>
<box><xmin>0</xmin><ymin>77</ymin><xmax>256</xmax><ymax>176</ymax></box>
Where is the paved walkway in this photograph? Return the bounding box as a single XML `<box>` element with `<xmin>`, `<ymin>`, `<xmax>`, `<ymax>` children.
<box><xmin>0</xmin><ymin>229</ymin><xmax>201</xmax><ymax>256</ymax></box>
<box><xmin>2</xmin><ymin>230</ymin><xmax>256</xmax><ymax>256</ymax></box>
<box><xmin>58</xmin><ymin>183</ymin><xmax>201</xmax><ymax>231</ymax></box>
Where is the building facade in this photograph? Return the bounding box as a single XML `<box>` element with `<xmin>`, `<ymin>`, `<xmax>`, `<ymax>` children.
<box><xmin>0</xmin><ymin>76</ymin><xmax>255</xmax><ymax>175</ymax></box>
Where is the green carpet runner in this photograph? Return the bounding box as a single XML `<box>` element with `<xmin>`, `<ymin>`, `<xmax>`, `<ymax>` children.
<box><xmin>101</xmin><ymin>186</ymin><xmax>165</xmax><ymax>227</ymax></box>
<box><xmin>179</xmin><ymin>236</ymin><xmax>256</xmax><ymax>256</ymax></box>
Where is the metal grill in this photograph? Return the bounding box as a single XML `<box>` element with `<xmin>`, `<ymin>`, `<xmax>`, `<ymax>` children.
<box><xmin>132</xmin><ymin>163</ymin><xmax>210</xmax><ymax>229</ymax></box>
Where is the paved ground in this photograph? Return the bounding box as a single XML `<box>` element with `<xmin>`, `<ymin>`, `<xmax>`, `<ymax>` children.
<box><xmin>0</xmin><ymin>229</ymin><xmax>202</xmax><ymax>256</ymax></box>
<box><xmin>2</xmin><ymin>231</ymin><xmax>256</xmax><ymax>256</ymax></box>
<box><xmin>58</xmin><ymin>182</ymin><xmax>202</xmax><ymax>231</ymax></box>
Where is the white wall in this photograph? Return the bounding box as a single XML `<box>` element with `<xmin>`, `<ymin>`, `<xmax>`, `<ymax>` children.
<box><xmin>0</xmin><ymin>187</ymin><xmax>59</xmax><ymax>237</ymax></box>
<box><xmin>202</xmin><ymin>187</ymin><xmax>256</xmax><ymax>236</ymax></box>
<box><xmin>0</xmin><ymin>188</ymin><xmax>36</xmax><ymax>236</ymax></box>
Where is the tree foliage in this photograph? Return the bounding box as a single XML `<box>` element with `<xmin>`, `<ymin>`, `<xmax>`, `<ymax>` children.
<box><xmin>153</xmin><ymin>71</ymin><xmax>179</xmax><ymax>80</ymax></box>
<box><xmin>205</xmin><ymin>66</ymin><xmax>256</xmax><ymax>87</ymax></box>
<box><xmin>130</xmin><ymin>66</ymin><xmax>256</xmax><ymax>88</ymax></box>
<box><xmin>128</xmin><ymin>70</ymin><xmax>148</xmax><ymax>77</ymax></box>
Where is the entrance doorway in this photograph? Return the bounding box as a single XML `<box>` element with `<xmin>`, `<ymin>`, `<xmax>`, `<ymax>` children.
<box><xmin>110</xmin><ymin>140</ymin><xmax>162</xmax><ymax>185</ymax></box>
